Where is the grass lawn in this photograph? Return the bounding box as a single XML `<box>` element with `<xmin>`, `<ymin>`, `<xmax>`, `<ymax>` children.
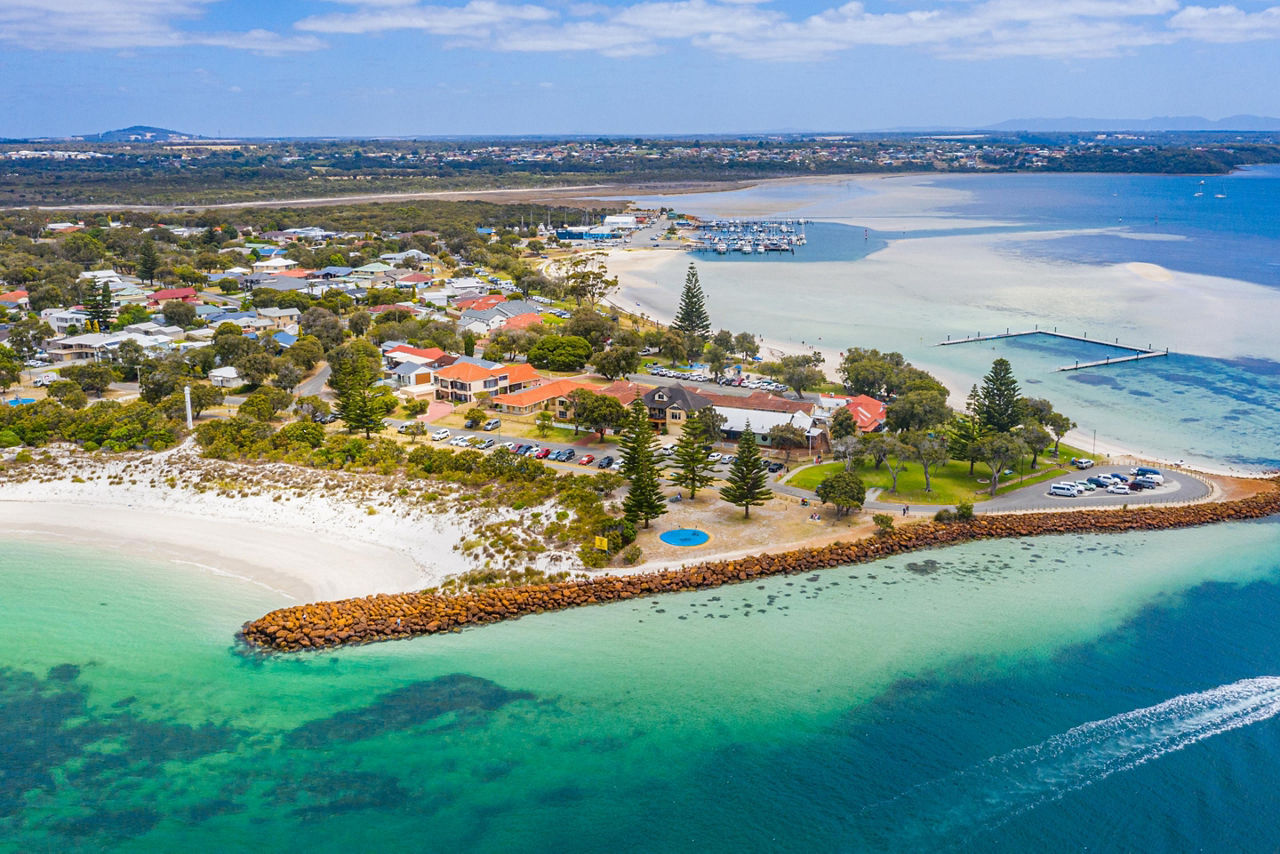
<box><xmin>786</xmin><ymin>444</ymin><xmax>1095</xmax><ymax>505</ymax></box>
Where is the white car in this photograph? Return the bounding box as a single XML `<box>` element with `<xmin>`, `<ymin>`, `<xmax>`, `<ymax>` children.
<box><xmin>431</xmin><ymin>428</ymin><xmax>450</xmax><ymax>441</ymax></box>
<box><xmin>1106</xmin><ymin>483</ymin><xmax>1131</xmax><ymax>495</ymax></box>
<box><xmin>706</xmin><ymin>452</ymin><xmax>722</xmax><ymax>462</ymax></box>
<box><xmin>450</xmin><ymin>436</ymin><xmax>470</xmax><ymax>447</ymax></box>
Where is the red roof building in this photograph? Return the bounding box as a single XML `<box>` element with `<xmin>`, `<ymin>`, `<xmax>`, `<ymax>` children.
<box><xmin>146</xmin><ymin>287</ymin><xmax>199</xmax><ymax>306</ymax></box>
<box><xmin>455</xmin><ymin>294</ymin><xmax>506</xmax><ymax>312</ymax></box>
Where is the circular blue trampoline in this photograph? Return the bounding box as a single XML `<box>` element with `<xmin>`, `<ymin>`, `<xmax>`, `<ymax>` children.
<box><xmin>659</xmin><ymin>528</ymin><xmax>710</xmax><ymax>547</ymax></box>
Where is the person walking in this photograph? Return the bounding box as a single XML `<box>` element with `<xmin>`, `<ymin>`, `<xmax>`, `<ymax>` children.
<box><xmin>902</xmin><ymin>504</ymin><xmax>909</xmax><ymax>516</ymax></box>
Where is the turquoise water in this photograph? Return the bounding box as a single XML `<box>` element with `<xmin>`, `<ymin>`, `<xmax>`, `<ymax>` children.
<box><xmin>619</xmin><ymin>168</ymin><xmax>1280</xmax><ymax>469</ymax></box>
<box><xmin>6</xmin><ymin>522</ymin><xmax>1280</xmax><ymax>851</ymax></box>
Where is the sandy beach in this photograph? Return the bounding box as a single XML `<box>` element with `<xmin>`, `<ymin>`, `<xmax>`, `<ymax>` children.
<box><xmin>0</xmin><ymin>443</ymin><xmax>547</xmax><ymax>602</ymax></box>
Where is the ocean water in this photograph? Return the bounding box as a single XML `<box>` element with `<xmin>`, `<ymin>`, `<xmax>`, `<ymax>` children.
<box><xmin>5</xmin><ymin>522</ymin><xmax>1280</xmax><ymax>851</ymax></box>
<box><xmin>615</xmin><ymin>168</ymin><xmax>1280</xmax><ymax>469</ymax></box>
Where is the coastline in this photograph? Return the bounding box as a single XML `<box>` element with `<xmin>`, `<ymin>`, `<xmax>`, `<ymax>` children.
<box><xmin>0</xmin><ymin>443</ymin><xmax>523</xmax><ymax>602</ymax></box>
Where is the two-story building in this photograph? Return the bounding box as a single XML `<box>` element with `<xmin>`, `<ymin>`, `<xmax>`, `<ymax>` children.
<box><xmin>432</xmin><ymin>359</ymin><xmax>542</xmax><ymax>404</ymax></box>
<box><xmin>642</xmin><ymin>384</ymin><xmax>713</xmax><ymax>433</ymax></box>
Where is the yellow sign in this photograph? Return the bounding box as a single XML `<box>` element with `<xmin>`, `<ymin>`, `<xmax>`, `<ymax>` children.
<box><xmin>594</xmin><ymin>536</ymin><xmax>610</xmax><ymax>551</ymax></box>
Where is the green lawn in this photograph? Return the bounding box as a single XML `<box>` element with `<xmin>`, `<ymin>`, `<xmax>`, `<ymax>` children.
<box><xmin>787</xmin><ymin>444</ymin><xmax>1096</xmax><ymax>505</ymax></box>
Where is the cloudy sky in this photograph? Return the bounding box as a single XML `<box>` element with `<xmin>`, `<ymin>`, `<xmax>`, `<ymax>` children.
<box><xmin>2</xmin><ymin>0</ymin><xmax>1279</xmax><ymax>136</ymax></box>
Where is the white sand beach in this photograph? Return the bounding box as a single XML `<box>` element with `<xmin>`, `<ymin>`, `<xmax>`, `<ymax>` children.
<box><xmin>0</xmin><ymin>443</ymin><xmax>556</xmax><ymax>602</ymax></box>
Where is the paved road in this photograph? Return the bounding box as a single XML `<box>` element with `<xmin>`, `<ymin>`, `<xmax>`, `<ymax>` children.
<box><xmin>779</xmin><ymin>463</ymin><xmax>1209</xmax><ymax>516</ymax></box>
<box><xmin>296</xmin><ymin>364</ymin><xmax>332</xmax><ymax>400</ymax></box>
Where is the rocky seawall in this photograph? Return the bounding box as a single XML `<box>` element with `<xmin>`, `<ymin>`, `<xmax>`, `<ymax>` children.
<box><xmin>241</xmin><ymin>481</ymin><xmax>1280</xmax><ymax>652</ymax></box>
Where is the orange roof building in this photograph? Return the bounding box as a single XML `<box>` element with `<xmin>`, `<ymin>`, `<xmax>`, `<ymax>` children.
<box><xmin>491</xmin><ymin>379</ymin><xmax>593</xmax><ymax>416</ymax></box>
<box><xmin>433</xmin><ymin>359</ymin><xmax>544</xmax><ymax>404</ymax></box>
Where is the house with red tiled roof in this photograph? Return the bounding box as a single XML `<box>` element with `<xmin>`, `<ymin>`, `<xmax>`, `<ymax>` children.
<box><xmin>0</xmin><ymin>289</ymin><xmax>29</xmax><ymax>307</ymax></box>
<box><xmin>596</xmin><ymin>380</ymin><xmax>651</xmax><ymax>407</ymax></box>
<box><xmin>491</xmin><ymin>379</ymin><xmax>593</xmax><ymax>417</ymax></box>
<box><xmin>384</xmin><ymin>344</ymin><xmax>451</xmax><ymax>367</ymax></box>
<box><xmin>145</xmin><ymin>287</ymin><xmax>199</xmax><ymax>307</ymax></box>
<box><xmin>497</xmin><ymin>312</ymin><xmax>544</xmax><ymax>332</ymax></box>
<box><xmin>817</xmin><ymin>393</ymin><xmax>887</xmax><ymax>433</ymax></box>
<box><xmin>455</xmin><ymin>294</ymin><xmax>506</xmax><ymax>312</ymax></box>
<box><xmin>701</xmin><ymin>389</ymin><xmax>814</xmax><ymax>415</ymax></box>
<box><xmin>433</xmin><ymin>358</ymin><xmax>543</xmax><ymax>404</ymax></box>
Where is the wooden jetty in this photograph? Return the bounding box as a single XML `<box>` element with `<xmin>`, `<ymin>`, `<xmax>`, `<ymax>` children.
<box><xmin>939</xmin><ymin>328</ymin><xmax>1169</xmax><ymax>371</ymax></box>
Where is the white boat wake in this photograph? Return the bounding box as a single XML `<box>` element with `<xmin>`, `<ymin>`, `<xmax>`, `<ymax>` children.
<box><xmin>875</xmin><ymin>676</ymin><xmax>1280</xmax><ymax>846</ymax></box>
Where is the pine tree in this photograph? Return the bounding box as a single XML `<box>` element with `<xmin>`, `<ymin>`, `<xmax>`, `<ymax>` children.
<box><xmin>671</xmin><ymin>263</ymin><xmax>711</xmax><ymax>344</ymax></box>
<box><xmin>976</xmin><ymin>358</ymin><xmax>1022</xmax><ymax>433</ymax></box>
<box><xmin>618</xmin><ymin>398</ymin><xmax>656</xmax><ymax>481</ymax></box>
<box><xmin>669</xmin><ymin>407</ymin><xmax>716</xmax><ymax>499</ymax></box>
<box><xmin>136</xmin><ymin>239</ymin><xmax>159</xmax><ymax>283</ymax></box>
<box><xmin>82</xmin><ymin>282</ymin><xmax>113</xmax><ymax>329</ymax></box>
<box><xmin>623</xmin><ymin>449</ymin><xmax>667</xmax><ymax>529</ymax></box>
<box><xmin>720</xmin><ymin>420</ymin><xmax>772</xmax><ymax>518</ymax></box>
<box><xmin>620</xmin><ymin>400</ymin><xmax>667</xmax><ymax>528</ymax></box>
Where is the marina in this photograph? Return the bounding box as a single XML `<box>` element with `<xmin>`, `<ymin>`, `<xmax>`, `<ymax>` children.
<box><xmin>686</xmin><ymin>218</ymin><xmax>809</xmax><ymax>255</ymax></box>
<box><xmin>939</xmin><ymin>329</ymin><xmax>1169</xmax><ymax>371</ymax></box>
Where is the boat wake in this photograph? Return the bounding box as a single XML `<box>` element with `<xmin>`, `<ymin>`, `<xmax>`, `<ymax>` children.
<box><xmin>874</xmin><ymin>676</ymin><xmax>1280</xmax><ymax>846</ymax></box>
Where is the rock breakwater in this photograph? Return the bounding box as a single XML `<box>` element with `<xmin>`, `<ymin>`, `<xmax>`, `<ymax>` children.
<box><xmin>241</xmin><ymin>482</ymin><xmax>1280</xmax><ymax>652</ymax></box>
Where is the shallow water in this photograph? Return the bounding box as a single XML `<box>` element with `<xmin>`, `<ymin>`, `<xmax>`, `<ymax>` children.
<box><xmin>5</xmin><ymin>520</ymin><xmax>1280</xmax><ymax>851</ymax></box>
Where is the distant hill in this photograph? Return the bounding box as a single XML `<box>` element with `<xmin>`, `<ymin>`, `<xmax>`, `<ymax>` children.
<box><xmin>982</xmin><ymin>115</ymin><xmax>1280</xmax><ymax>132</ymax></box>
<box><xmin>79</xmin><ymin>126</ymin><xmax>203</xmax><ymax>142</ymax></box>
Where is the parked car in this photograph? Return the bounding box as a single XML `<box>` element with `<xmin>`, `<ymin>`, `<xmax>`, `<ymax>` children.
<box><xmin>483</xmin><ymin>418</ymin><xmax>501</xmax><ymax>431</ymax></box>
<box><xmin>1134</xmin><ymin>475</ymin><xmax>1162</xmax><ymax>489</ymax></box>
<box><xmin>1127</xmin><ymin>480</ymin><xmax>1148</xmax><ymax>491</ymax></box>
<box><xmin>1086</xmin><ymin>476</ymin><xmax>1110</xmax><ymax>488</ymax></box>
<box><xmin>578</xmin><ymin>454</ymin><xmax>595</xmax><ymax>465</ymax></box>
<box><xmin>464</xmin><ymin>418</ymin><xmax>480</xmax><ymax>429</ymax></box>
<box><xmin>1106</xmin><ymin>483</ymin><xmax>1131</xmax><ymax>495</ymax></box>
<box><xmin>1132</xmin><ymin>466</ymin><xmax>1163</xmax><ymax>478</ymax></box>
<box><xmin>1075</xmin><ymin>480</ymin><xmax>1096</xmax><ymax>491</ymax></box>
<box><xmin>534</xmin><ymin>447</ymin><xmax>552</xmax><ymax>459</ymax></box>
<box><xmin>1110</xmin><ymin>473</ymin><xmax>1130</xmax><ymax>483</ymax></box>
<box><xmin>561</xmin><ymin>449</ymin><xmax>575</xmax><ymax>461</ymax></box>
<box><xmin>1049</xmin><ymin>482</ymin><xmax>1082</xmax><ymax>497</ymax></box>
<box><xmin>767</xmin><ymin>462</ymin><xmax>784</xmax><ymax>473</ymax></box>
<box><xmin>1073</xmin><ymin>458</ymin><xmax>1095</xmax><ymax>469</ymax></box>
<box><xmin>431</xmin><ymin>428</ymin><xmax>450</xmax><ymax>441</ymax></box>
<box><xmin>450</xmin><ymin>436</ymin><xmax>470</xmax><ymax>447</ymax></box>
<box><xmin>722</xmin><ymin>455</ymin><xmax>737</xmax><ymax>465</ymax></box>
<box><xmin>32</xmin><ymin>373</ymin><xmax>54</xmax><ymax>387</ymax></box>
<box><xmin>477</xmin><ymin>438</ymin><xmax>496</xmax><ymax>450</ymax></box>
<box><xmin>597</xmin><ymin>455</ymin><xmax>614</xmax><ymax>468</ymax></box>
<box><xmin>707</xmin><ymin>452</ymin><xmax>722</xmax><ymax>462</ymax></box>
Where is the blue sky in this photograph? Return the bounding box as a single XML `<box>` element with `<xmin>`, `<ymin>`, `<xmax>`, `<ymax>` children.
<box><xmin>2</xmin><ymin>0</ymin><xmax>1279</xmax><ymax>137</ymax></box>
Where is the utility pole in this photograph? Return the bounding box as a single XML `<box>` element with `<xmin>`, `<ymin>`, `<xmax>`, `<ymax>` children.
<box><xmin>184</xmin><ymin>385</ymin><xmax>194</xmax><ymax>430</ymax></box>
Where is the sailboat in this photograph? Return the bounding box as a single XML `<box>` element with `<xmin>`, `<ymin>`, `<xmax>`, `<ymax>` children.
<box><xmin>1194</xmin><ymin>179</ymin><xmax>1204</xmax><ymax>198</ymax></box>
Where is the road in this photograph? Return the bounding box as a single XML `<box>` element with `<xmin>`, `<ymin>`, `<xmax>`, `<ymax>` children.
<box><xmin>296</xmin><ymin>364</ymin><xmax>332</xmax><ymax>400</ymax></box>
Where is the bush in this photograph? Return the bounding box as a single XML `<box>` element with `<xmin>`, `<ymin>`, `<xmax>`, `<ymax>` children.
<box><xmin>933</xmin><ymin>508</ymin><xmax>956</xmax><ymax>523</ymax></box>
<box><xmin>872</xmin><ymin>513</ymin><xmax>895</xmax><ymax>534</ymax></box>
<box><xmin>0</xmin><ymin>429</ymin><xmax>20</xmax><ymax>448</ymax></box>
<box><xmin>621</xmin><ymin>544</ymin><xmax>643</xmax><ymax>565</ymax></box>
<box><xmin>955</xmin><ymin>500</ymin><xmax>975</xmax><ymax>521</ymax></box>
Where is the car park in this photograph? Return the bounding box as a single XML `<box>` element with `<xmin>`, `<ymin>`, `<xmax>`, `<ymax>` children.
<box><xmin>431</xmin><ymin>428</ymin><xmax>450</xmax><ymax>441</ymax></box>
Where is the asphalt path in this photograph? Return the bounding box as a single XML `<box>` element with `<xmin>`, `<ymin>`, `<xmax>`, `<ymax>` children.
<box><xmin>853</xmin><ymin>464</ymin><xmax>1210</xmax><ymax>515</ymax></box>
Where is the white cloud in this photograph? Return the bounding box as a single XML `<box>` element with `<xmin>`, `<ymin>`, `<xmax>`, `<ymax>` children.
<box><xmin>1169</xmin><ymin>4</ymin><xmax>1280</xmax><ymax>41</ymax></box>
<box><xmin>296</xmin><ymin>0</ymin><xmax>1210</xmax><ymax>60</ymax></box>
<box><xmin>0</xmin><ymin>0</ymin><xmax>322</xmax><ymax>53</ymax></box>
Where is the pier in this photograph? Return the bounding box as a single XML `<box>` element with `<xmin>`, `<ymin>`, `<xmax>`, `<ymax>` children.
<box><xmin>939</xmin><ymin>328</ymin><xmax>1170</xmax><ymax>371</ymax></box>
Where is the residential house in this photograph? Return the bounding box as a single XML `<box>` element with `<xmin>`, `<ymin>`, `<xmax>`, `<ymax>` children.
<box><xmin>596</xmin><ymin>380</ymin><xmax>650</xmax><ymax>407</ymax></box>
<box><xmin>0</xmin><ymin>289</ymin><xmax>29</xmax><ymax>309</ymax></box>
<box><xmin>146</xmin><ymin>287</ymin><xmax>199</xmax><ymax>308</ymax></box>
<box><xmin>209</xmin><ymin>366</ymin><xmax>241</xmax><ymax>388</ymax></box>
<box><xmin>455</xmin><ymin>294</ymin><xmax>507</xmax><ymax>313</ymax></box>
<box><xmin>257</xmin><ymin>306</ymin><xmax>302</xmax><ymax>330</ymax></box>
<box><xmin>251</xmin><ymin>257</ymin><xmax>299</xmax><ymax>273</ymax></box>
<box><xmin>816</xmin><ymin>393</ymin><xmax>887</xmax><ymax>433</ymax></box>
<box><xmin>642</xmin><ymin>384</ymin><xmax>713</xmax><ymax>432</ymax></box>
<box><xmin>717</xmin><ymin>406</ymin><xmax>824</xmax><ymax>451</ymax></box>
<box><xmin>41</xmin><ymin>308</ymin><xmax>92</xmax><ymax>335</ymax></box>
<box><xmin>491</xmin><ymin>379</ymin><xmax>593</xmax><ymax>417</ymax></box>
<box><xmin>44</xmin><ymin>331</ymin><xmax>167</xmax><ymax>363</ymax></box>
<box><xmin>432</xmin><ymin>360</ymin><xmax>542</xmax><ymax>404</ymax></box>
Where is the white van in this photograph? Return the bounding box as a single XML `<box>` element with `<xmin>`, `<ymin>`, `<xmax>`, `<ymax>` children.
<box><xmin>1049</xmin><ymin>482</ymin><xmax>1082</xmax><ymax>497</ymax></box>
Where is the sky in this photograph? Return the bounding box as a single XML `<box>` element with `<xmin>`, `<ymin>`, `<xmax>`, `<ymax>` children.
<box><xmin>2</xmin><ymin>0</ymin><xmax>1280</xmax><ymax>137</ymax></box>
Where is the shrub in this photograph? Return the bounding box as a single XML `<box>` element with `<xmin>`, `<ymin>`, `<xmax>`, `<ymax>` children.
<box><xmin>14</xmin><ymin>450</ymin><xmax>33</xmax><ymax>463</ymax></box>
<box><xmin>955</xmin><ymin>500</ymin><xmax>975</xmax><ymax>521</ymax></box>
<box><xmin>872</xmin><ymin>513</ymin><xmax>895</xmax><ymax>534</ymax></box>
<box><xmin>933</xmin><ymin>508</ymin><xmax>956</xmax><ymax>523</ymax></box>
<box><xmin>0</xmin><ymin>429</ymin><xmax>20</xmax><ymax>448</ymax></box>
<box><xmin>622</xmin><ymin>544</ymin><xmax>643</xmax><ymax>565</ymax></box>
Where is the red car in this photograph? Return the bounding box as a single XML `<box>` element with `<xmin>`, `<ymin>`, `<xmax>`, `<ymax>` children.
<box><xmin>578</xmin><ymin>454</ymin><xmax>595</xmax><ymax>465</ymax></box>
<box><xmin>534</xmin><ymin>447</ymin><xmax>552</xmax><ymax>459</ymax></box>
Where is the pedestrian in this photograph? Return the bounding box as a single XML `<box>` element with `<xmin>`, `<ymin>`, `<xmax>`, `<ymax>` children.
<box><xmin>902</xmin><ymin>504</ymin><xmax>909</xmax><ymax>516</ymax></box>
